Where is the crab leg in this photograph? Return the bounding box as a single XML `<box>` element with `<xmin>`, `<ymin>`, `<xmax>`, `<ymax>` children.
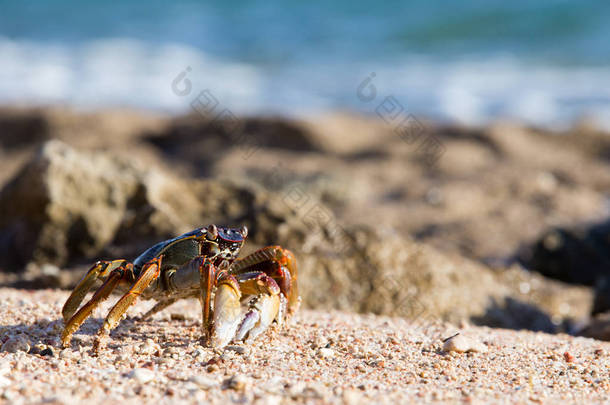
<box><xmin>197</xmin><ymin>257</ymin><xmax>216</xmax><ymax>342</ymax></box>
<box><xmin>62</xmin><ymin>259</ymin><xmax>128</xmax><ymax>321</ymax></box>
<box><xmin>61</xmin><ymin>264</ymin><xmax>131</xmax><ymax>348</ymax></box>
<box><xmin>93</xmin><ymin>257</ymin><xmax>162</xmax><ymax>353</ymax></box>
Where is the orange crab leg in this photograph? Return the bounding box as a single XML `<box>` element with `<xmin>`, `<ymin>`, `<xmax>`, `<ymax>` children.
<box><xmin>198</xmin><ymin>257</ymin><xmax>217</xmax><ymax>341</ymax></box>
<box><xmin>61</xmin><ymin>265</ymin><xmax>130</xmax><ymax>348</ymax></box>
<box><xmin>93</xmin><ymin>257</ymin><xmax>162</xmax><ymax>353</ymax></box>
<box><xmin>62</xmin><ymin>259</ymin><xmax>128</xmax><ymax>321</ymax></box>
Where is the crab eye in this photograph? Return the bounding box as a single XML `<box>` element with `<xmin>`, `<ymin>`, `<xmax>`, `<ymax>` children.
<box><xmin>207</xmin><ymin>224</ymin><xmax>218</xmax><ymax>240</ymax></box>
<box><xmin>239</xmin><ymin>226</ymin><xmax>248</xmax><ymax>238</ymax></box>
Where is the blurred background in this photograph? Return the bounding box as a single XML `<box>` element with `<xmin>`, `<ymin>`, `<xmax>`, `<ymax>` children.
<box><xmin>2</xmin><ymin>1</ymin><xmax>610</xmax><ymax>128</ymax></box>
<box><xmin>1</xmin><ymin>1</ymin><xmax>610</xmax><ymax>338</ymax></box>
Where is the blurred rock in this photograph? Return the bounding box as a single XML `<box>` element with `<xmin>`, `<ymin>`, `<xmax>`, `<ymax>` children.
<box><xmin>519</xmin><ymin>225</ymin><xmax>610</xmax><ymax>286</ymax></box>
<box><xmin>0</xmin><ymin>108</ymin><xmax>50</xmax><ymax>149</ymax></box>
<box><xmin>0</xmin><ymin>140</ymin><xmax>307</xmax><ymax>275</ymax></box>
<box><xmin>144</xmin><ymin>114</ymin><xmax>324</xmax><ymax>176</ymax></box>
<box><xmin>296</xmin><ymin>224</ymin><xmax>590</xmax><ymax>329</ymax></box>
<box><xmin>593</xmin><ymin>277</ymin><xmax>610</xmax><ymax>316</ymax></box>
<box><xmin>579</xmin><ymin>313</ymin><xmax>610</xmax><ymax>341</ymax></box>
<box><xmin>0</xmin><ymin>140</ymin><xmax>201</xmax><ymax>270</ymax></box>
<box><xmin>519</xmin><ymin>220</ymin><xmax>610</xmax><ymax>314</ymax></box>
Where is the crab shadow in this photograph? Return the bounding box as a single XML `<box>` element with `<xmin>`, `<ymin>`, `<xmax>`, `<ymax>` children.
<box><xmin>69</xmin><ymin>316</ymin><xmax>204</xmax><ymax>350</ymax></box>
<box><xmin>0</xmin><ymin>315</ymin><xmax>201</xmax><ymax>352</ymax></box>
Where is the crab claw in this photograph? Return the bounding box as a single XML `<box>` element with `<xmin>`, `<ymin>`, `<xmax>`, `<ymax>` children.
<box><xmin>210</xmin><ymin>274</ymin><xmax>242</xmax><ymax>348</ymax></box>
<box><xmin>238</xmin><ymin>294</ymin><xmax>280</xmax><ymax>344</ymax></box>
<box><xmin>235</xmin><ymin>310</ymin><xmax>260</xmax><ymax>342</ymax></box>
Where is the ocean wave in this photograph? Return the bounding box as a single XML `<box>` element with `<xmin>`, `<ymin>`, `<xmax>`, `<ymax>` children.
<box><xmin>1</xmin><ymin>37</ymin><xmax>610</xmax><ymax>129</ymax></box>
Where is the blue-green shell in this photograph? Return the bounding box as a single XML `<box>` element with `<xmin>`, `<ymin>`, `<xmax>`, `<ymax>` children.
<box><xmin>133</xmin><ymin>228</ymin><xmax>204</xmax><ymax>273</ymax></box>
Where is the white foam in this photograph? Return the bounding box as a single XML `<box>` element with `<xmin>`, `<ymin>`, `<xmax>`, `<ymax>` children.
<box><xmin>1</xmin><ymin>37</ymin><xmax>609</xmax><ymax>129</ymax></box>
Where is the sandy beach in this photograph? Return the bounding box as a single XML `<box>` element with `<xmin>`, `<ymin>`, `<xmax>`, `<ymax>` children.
<box><xmin>0</xmin><ymin>288</ymin><xmax>609</xmax><ymax>404</ymax></box>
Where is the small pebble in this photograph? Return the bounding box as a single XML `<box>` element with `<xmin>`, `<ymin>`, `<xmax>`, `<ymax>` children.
<box><xmin>0</xmin><ymin>377</ymin><xmax>11</xmax><ymax>388</ymax></box>
<box><xmin>223</xmin><ymin>375</ymin><xmax>247</xmax><ymax>391</ymax></box>
<box><xmin>442</xmin><ymin>334</ymin><xmax>488</xmax><ymax>354</ymax></box>
<box><xmin>317</xmin><ymin>347</ymin><xmax>335</xmax><ymax>358</ymax></box>
<box><xmin>129</xmin><ymin>368</ymin><xmax>156</xmax><ymax>384</ymax></box>
<box><xmin>2</xmin><ymin>336</ymin><xmax>30</xmax><ymax>353</ymax></box>
<box><xmin>564</xmin><ymin>352</ymin><xmax>575</xmax><ymax>363</ymax></box>
<box><xmin>29</xmin><ymin>343</ymin><xmax>46</xmax><ymax>355</ymax></box>
<box><xmin>190</xmin><ymin>375</ymin><xmax>217</xmax><ymax>390</ymax></box>
<box><xmin>59</xmin><ymin>349</ymin><xmax>74</xmax><ymax>360</ymax></box>
<box><xmin>312</xmin><ymin>336</ymin><xmax>329</xmax><ymax>349</ymax></box>
<box><xmin>225</xmin><ymin>345</ymin><xmax>247</xmax><ymax>355</ymax></box>
<box><xmin>139</xmin><ymin>339</ymin><xmax>161</xmax><ymax>356</ymax></box>
<box><xmin>0</xmin><ymin>363</ymin><xmax>11</xmax><ymax>377</ymax></box>
<box><xmin>40</xmin><ymin>347</ymin><xmax>55</xmax><ymax>357</ymax></box>
<box><xmin>343</xmin><ymin>389</ymin><xmax>365</xmax><ymax>405</ymax></box>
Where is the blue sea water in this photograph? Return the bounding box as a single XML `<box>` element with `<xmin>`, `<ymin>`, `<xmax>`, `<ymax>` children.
<box><xmin>1</xmin><ymin>1</ymin><xmax>609</xmax><ymax>128</ymax></box>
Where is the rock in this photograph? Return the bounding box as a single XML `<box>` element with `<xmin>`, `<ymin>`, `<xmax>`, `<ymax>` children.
<box><xmin>189</xmin><ymin>375</ymin><xmax>217</xmax><ymax>390</ymax></box>
<box><xmin>0</xmin><ymin>140</ymin><xmax>202</xmax><ymax>270</ymax></box>
<box><xmin>169</xmin><ymin>313</ymin><xmax>187</xmax><ymax>321</ymax></box>
<box><xmin>0</xmin><ymin>108</ymin><xmax>50</xmax><ymax>149</ymax></box>
<box><xmin>40</xmin><ymin>347</ymin><xmax>55</xmax><ymax>357</ymax></box>
<box><xmin>0</xmin><ymin>376</ymin><xmax>11</xmax><ymax>389</ymax></box>
<box><xmin>144</xmin><ymin>115</ymin><xmax>323</xmax><ymax>176</ymax></box>
<box><xmin>223</xmin><ymin>374</ymin><xmax>247</xmax><ymax>391</ymax></box>
<box><xmin>0</xmin><ymin>361</ymin><xmax>11</xmax><ymax>376</ymax></box>
<box><xmin>442</xmin><ymin>333</ymin><xmax>488</xmax><ymax>353</ymax></box>
<box><xmin>579</xmin><ymin>313</ymin><xmax>610</xmax><ymax>341</ymax></box>
<box><xmin>129</xmin><ymin>368</ymin><xmax>155</xmax><ymax>384</ymax></box>
<box><xmin>342</xmin><ymin>389</ymin><xmax>366</xmax><ymax>405</ymax></box>
<box><xmin>138</xmin><ymin>339</ymin><xmax>161</xmax><ymax>356</ymax></box>
<box><xmin>518</xmin><ymin>219</ymin><xmax>610</xmax><ymax>315</ymax></box>
<box><xmin>59</xmin><ymin>349</ymin><xmax>74</xmax><ymax>360</ymax></box>
<box><xmin>0</xmin><ymin>139</ymin><xmax>304</xmax><ymax>276</ymax></box>
<box><xmin>28</xmin><ymin>343</ymin><xmax>46</xmax><ymax>355</ymax></box>
<box><xmin>519</xmin><ymin>221</ymin><xmax>610</xmax><ymax>287</ymax></box>
<box><xmin>225</xmin><ymin>345</ymin><xmax>247</xmax><ymax>355</ymax></box>
<box><xmin>317</xmin><ymin>348</ymin><xmax>334</xmax><ymax>358</ymax></box>
<box><xmin>1</xmin><ymin>335</ymin><xmax>30</xmax><ymax>353</ymax></box>
<box><xmin>295</xmin><ymin>222</ymin><xmax>590</xmax><ymax>331</ymax></box>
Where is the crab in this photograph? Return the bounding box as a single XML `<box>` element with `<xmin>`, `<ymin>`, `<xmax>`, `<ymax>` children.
<box><xmin>60</xmin><ymin>225</ymin><xmax>299</xmax><ymax>352</ymax></box>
